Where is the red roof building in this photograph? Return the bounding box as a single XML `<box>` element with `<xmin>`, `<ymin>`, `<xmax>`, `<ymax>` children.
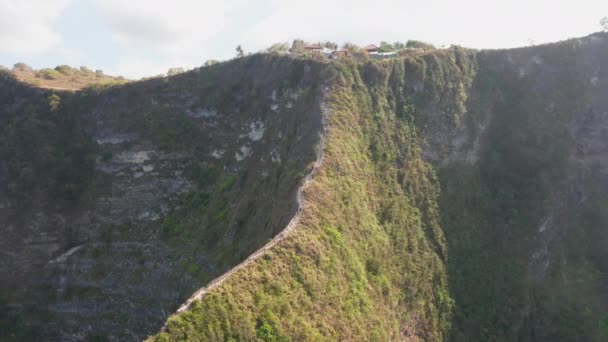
<box><xmin>304</xmin><ymin>44</ymin><xmax>323</xmax><ymax>55</ymax></box>
<box><xmin>363</xmin><ymin>44</ymin><xmax>379</xmax><ymax>53</ymax></box>
<box><xmin>304</xmin><ymin>44</ymin><xmax>323</xmax><ymax>50</ymax></box>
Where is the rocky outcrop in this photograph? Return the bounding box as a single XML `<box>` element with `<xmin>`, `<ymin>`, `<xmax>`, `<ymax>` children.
<box><xmin>0</xmin><ymin>56</ymin><xmax>327</xmax><ymax>341</ymax></box>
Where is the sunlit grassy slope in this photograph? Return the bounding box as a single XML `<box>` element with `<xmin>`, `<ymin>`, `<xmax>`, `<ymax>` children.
<box><xmin>152</xmin><ymin>33</ymin><xmax>608</xmax><ymax>342</ymax></box>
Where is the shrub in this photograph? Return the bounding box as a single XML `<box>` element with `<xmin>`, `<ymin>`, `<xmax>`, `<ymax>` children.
<box><xmin>12</xmin><ymin>62</ymin><xmax>32</xmax><ymax>72</ymax></box>
<box><xmin>406</xmin><ymin>40</ymin><xmax>436</xmax><ymax>50</ymax></box>
<box><xmin>167</xmin><ymin>68</ymin><xmax>185</xmax><ymax>76</ymax></box>
<box><xmin>100</xmin><ymin>150</ymin><xmax>113</xmax><ymax>161</ymax></box>
<box><xmin>266</xmin><ymin>43</ymin><xmax>289</xmax><ymax>54</ymax></box>
<box><xmin>36</xmin><ymin>69</ymin><xmax>62</xmax><ymax>80</ymax></box>
<box><xmin>54</xmin><ymin>65</ymin><xmax>73</xmax><ymax>75</ymax></box>
<box><xmin>48</xmin><ymin>94</ymin><xmax>61</xmax><ymax>111</ymax></box>
<box><xmin>219</xmin><ymin>175</ymin><xmax>237</xmax><ymax>192</ymax></box>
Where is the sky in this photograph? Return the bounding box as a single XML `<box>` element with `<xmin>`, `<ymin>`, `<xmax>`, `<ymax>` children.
<box><xmin>0</xmin><ymin>0</ymin><xmax>607</xmax><ymax>79</ymax></box>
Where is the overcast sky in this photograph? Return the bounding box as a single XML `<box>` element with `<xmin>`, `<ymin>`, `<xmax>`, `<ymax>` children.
<box><xmin>1</xmin><ymin>0</ymin><xmax>607</xmax><ymax>78</ymax></box>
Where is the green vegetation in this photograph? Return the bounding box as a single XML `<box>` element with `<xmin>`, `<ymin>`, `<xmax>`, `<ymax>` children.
<box><xmin>10</xmin><ymin>64</ymin><xmax>128</xmax><ymax>90</ymax></box>
<box><xmin>0</xmin><ymin>76</ymin><xmax>96</xmax><ymax>202</ymax></box>
<box><xmin>36</xmin><ymin>68</ymin><xmax>62</xmax><ymax>80</ymax></box>
<box><xmin>266</xmin><ymin>43</ymin><xmax>290</xmax><ymax>54</ymax></box>
<box><xmin>153</xmin><ymin>52</ymin><xmax>478</xmax><ymax>341</ymax></box>
<box><xmin>377</xmin><ymin>41</ymin><xmax>406</xmax><ymax>52</ymax></box>
<box><xmin>12</xmin><ymin>62</ymin><xmax>32</xmax><ymax>71</ymax></box>
<box><xmin>406</xmin><ymin>40</ymin><xmax>436</xmax><ymax>50</ymax></box>
<box><xmin>153</xmin><ymin>36</ymin><xmax>608</xmax><ymax>341</ymax></box>
<box><xmin>438</xmin><ymin>40</ymin><xmax>606</xmax><ymax>341</ymax></box>
<box><xmin>4</xmin><ymin>36</ymin><xmax>608</xmax><ymax>341</ymax></box>
<box><xmin>0</xmin><ymin>295</ymin><xmax>37</xmax><ymax>341</ymax></box>
<box><xmin>167</xmin><ymin>67</ymin><xmax>185</xmax><ymax>76</ymax></box>
<box><xmin>236</xmin><ymin>45</ymin><xmax>245</xmax><ymax>57</ymax></box>
<box><xmin>48</xmin><ymin>94</ymin><xmax>61</xmax><ymax>111</ymax></box>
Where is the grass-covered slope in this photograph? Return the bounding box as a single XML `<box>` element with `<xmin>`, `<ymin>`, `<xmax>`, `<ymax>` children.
<box><xmin>4</xmin><ymin>33</ymin><xmax>608</xmax><ymax>341</ymax></box>
<box><xmin>11</xmin><ymin>64</ymin><xmax>128</xmax><ymax>90</ymax></box>
<box><xmin>154</xmin><ymin>33</ymin><xmax>608</xmax><ymax>342</ymax></box>
<box><xmin>152</xmin><ymin>49</ymin><xmax>481</xmax><ymax>341</ymax></box>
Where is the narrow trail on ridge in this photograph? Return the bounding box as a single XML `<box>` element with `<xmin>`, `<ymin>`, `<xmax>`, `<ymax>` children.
<box><xmin>168</xmin><ymin>100</ymin><xmax>330</xmax><ymax>318</ymax></box>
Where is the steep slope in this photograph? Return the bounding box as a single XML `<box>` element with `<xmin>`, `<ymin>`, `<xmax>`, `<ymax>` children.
<box><xmin>442</xmin><ymin>33</ymin><xmax>608</xmax><ymax>341</ymax></box>
<box><xmin>0</xmin><ymin>55</ymin><xmax>326</xmax><ymax>341</ymax></box>
<box><xmin>153</xmin><ymin>33</ymin><xmax>608</xmax><ymax>341</ymax></box>
<box><xmin>3</xmin><ymin>32</ymin><xmax>608</xmax><ymax>342</ymax></box>
<box><xmin>153</xmin><ymin>49</ymin><xmax>478</xmax><ymax>341</ymax></box>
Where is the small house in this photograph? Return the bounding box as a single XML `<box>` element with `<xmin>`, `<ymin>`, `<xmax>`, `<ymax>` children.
<box><xmin>304</xmin><ymin>44</ymin><xmax>323</xmax><ymax>55</ymax></box>
<box><xmin>363</xmin><ymin>44</ymin><xmax>379</xmax><ymax>54</ymax></box>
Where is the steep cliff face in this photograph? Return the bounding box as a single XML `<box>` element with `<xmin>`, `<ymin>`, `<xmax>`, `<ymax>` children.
<box><xmin>0</xmin><ymin>55</ymin><xmax>326</xmax><ymax>341</ymax></box>
<box><xmin>441</xmin><ymin>33</ymin><xmax>608</xmax><ymax>341</ymax></box>
<box><xmin>3</xmin><ymin>32</ymin><xmax>608</xmax><ymax>342</ymax></box>
<box><xmin>153</xmin><ymin>33</ymin><xmax>608</xmax><ymax>342</ymax></box>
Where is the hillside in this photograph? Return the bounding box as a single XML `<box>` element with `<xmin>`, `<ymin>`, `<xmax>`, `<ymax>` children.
<box><xmin>1</xmin><ymin>32</ymin><xmax>608</xmax><ymax>341</ymax></box>
<box><xmin>0</xmin><ymin>56</ymin><xmax>326</xmax><ymax>341</ymax></box>
<box><xmin>7</xmin><ymin>64</ymin><xmax>128</xmax><ymax>90</ymax></box>
<box><xmin>153</xmin><ymin>33</ymin><xmax>608</xmax><ymax>341</ymax></box>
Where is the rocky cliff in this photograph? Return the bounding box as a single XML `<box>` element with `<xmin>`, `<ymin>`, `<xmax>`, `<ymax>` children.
<box><xmin>0</xmin><ymin>55</ymin><xmax>326</xmax><ymax>341</ymax></box>
<box><xmin>2</xmin><ymin>32</ymin><xmax>608</xmax><ymax>342</ymax></box>
<box><xmin>153</xmin><ymin>32</ymin><xmax>608</xmax><ymax>341</ymax></box>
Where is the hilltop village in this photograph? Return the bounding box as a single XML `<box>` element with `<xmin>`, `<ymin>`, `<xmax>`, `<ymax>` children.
<box><xmin>260</xmin><ymin>39</ymin><xmax>438</xmax><ymax>62</ymax></box>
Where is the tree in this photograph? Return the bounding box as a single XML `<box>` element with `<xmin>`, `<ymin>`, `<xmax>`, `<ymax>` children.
<box><xmin>54</xmin><ymin>65</ymin><xmax>73</xmax><ymax>75</ymax></box>
<box><xmin>378</xmin><ymin>41</ymin><xmax>394</xmax><ymax>52</ymax></box>
<box><xmin>204</xmin><ymin>59</ymin><xmax>219</xmax><ymax>66</ymax></box>
<box><xmin>48</xmin><ymin>94</ymin><xmax>61</xmax><ymax>112</ymax></box>
<box><xmin>12</xmin><ymin>62</ymin><xmax>32</xmax><ymax>72</ymax></box>
<box><xmin>322</xmin><ymin>41</ymin><xmax>338</xmax><ymax>51</ymax></box>
<box><xmin>167</xmin><ymin>67</ymin><xmax>185</xmax><ymax>76</ymax></box>
<box><xmin>601</xmin><ymin>17</ymin><xmax>608</xmax><ymax>31</ymax></box>
<box><xmin>405</xmin><ymin>40</ymin><xmax>435</xmax><ymax>50</ymax></box>
<box><xmin>342</xmin><ymin>42</ymin><xmax>360</xmax><ymax>52</ymax></box>
<box><xmin>266</xmin><ymin>42</ymin><xmax>289</xmax><ymax>54</ymax></box>
<box><xmin>236</xmin><ymin>45</ymin><xmax>244</xmax><ymax>57</ymax></box>
<box><xmin>290</xmin><ymin>39</ymin><xmax>306</xmax><ymax>54</ymax></box>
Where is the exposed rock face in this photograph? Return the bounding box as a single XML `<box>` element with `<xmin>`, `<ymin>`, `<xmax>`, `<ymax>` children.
<box><xmin>434</xmin><ymin>33</ymin><xmax>608</xmax><ymax>340</ymax></box>
<box><xmin>3</xmin><ymin>33</ymin><xmax>608</xmax><ymax>342</ymax></box>
<box><xmin>152</xmin><ymin>32</ymin><xmax>608</xmax><ymax>341</ymax></box>
<box><xmin>0</xmin><ymin>55</ymin><xmax>326</xmax><ymax>341</ymax></box>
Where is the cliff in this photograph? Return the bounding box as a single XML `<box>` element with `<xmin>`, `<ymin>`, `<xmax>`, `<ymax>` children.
<box><xmin>0</xmin><ymin>55</ymin><xmax>326</xmax><ymax>341</ymax></box>
<box><xmin>153</xmin><ymin>32</ymin><xmax>608</xmax><ymax>341</ymax></box>
<box><xmin>2</xmin><ymin>32</ymin><xmax>608</xmax><ymax>342</ymax></box>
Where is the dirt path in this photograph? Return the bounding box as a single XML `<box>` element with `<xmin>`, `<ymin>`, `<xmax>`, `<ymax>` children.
<box><xmin>171</xmin><ymin>102</ymin><xmax>329</xmax><ymax>317</ymax></box>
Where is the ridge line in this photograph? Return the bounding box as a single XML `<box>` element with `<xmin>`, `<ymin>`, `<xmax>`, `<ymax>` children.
<box><xmin>164</xmin><ymin>89</ymin><xmax>330</xmax><ymax>323</ymax></box>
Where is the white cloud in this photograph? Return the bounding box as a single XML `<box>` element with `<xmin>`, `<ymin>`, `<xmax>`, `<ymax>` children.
<box><xmin>243</xmin><ymin>0</ymin><xmax>608</xmax><ymax>50</ymax></box>
<box><xmin>94</xmin><ymin>0</ymin><xmax>246</xmax><ymax>74</ymax></box>
<box><xmin>0</xmin><ymin>0</ymin><xmax>72</xmax><ymax>55</ymax></box>
<box><xmin>3</xmin><ymin>0</ymin><xmax>605</xmax><ymax>78</ymax></box>
<box><xmin>108</xmin><ymin>57</ymin><xmax>180</xmax><ymax>79</ymax></box>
